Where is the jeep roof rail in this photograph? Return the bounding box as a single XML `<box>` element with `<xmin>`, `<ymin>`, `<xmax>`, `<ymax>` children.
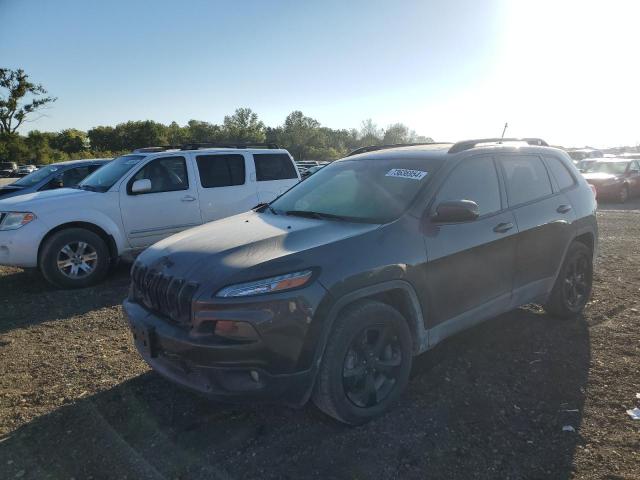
<box><xmin>448</xmin><ymin>138</ymin><xmax>549</xmax><ymax>154</ymax></box>
<box><xmin>133</xmin><ymin>142</ymin><xmax>280</xmax><ymax>153</ymax></box>
<box><xmin>346</xmin><ymin>142</ymin><xmax>443</xmax><ymax>157</ymax></box>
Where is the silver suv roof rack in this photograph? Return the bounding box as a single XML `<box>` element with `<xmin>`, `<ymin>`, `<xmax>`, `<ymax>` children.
<box><xmin>133</xmin><ymin>142</ymin><xmax>280</xmax><ymax>153</ymax></box>
<box><xmin>448</xmin><ymin>138</ymin><xmax>548</xmax><ymax>154</ymax></box>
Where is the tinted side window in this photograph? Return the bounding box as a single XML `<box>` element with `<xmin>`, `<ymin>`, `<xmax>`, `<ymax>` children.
<box><xmin>501</xmin><ymin>155</ymin><xmax>552</xmax><ymax>206</ymax></box>
<box><xmin>436</xmin><ymin>157</ymin><xmax>501</xmax><ymax>216</ymax></box>
<box><xmin>631</xmin><ymin>161</ymin><xmax>640</xmax><ymax>172</ymax></box>
<box><xmin>545</xmin><ymin>156</ymin><xmax>575</xmax><ymax>190</ymax></box>
<box><xmin>254</xmin><ymin>153</ymin><xmax>297</xmax><ymax>181</ymax></box>
<box><xmin>196</xmin><ymin>154</ymin><xmax>245</xmax><ymax>188</ymax></box>
<box><xmin>61</xmin><ymin>166</ymin><xmax>90</xmax><ymax>187</ymax></box>
<box><xmin>130</xmin><ymin>156</ymin><xmax>188</xmax><ymax>194</ymax></box>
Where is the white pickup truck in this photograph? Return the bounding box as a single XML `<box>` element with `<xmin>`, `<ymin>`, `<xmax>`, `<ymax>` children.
<box><xmin>0</xmin><ymin>144</ymin><xmax>300</xmax><ymax>288</ymax></box>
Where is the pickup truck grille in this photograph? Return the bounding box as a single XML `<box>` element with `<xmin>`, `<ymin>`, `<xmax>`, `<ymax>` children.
<box><xmin>130</xmin><ymin>262</ymin><xmax>199</xmax><ymax>325</ymax></box>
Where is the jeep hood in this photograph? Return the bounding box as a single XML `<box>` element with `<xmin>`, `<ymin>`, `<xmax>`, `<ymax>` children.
<box><xmin>137</xmin><ymin>210</ymin><xmax>380</xmax><ymax>290</ymax></box>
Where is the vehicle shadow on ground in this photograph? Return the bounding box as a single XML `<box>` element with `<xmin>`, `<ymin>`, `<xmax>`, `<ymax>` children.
<box><xmin>597</xmin><ymin>198</ymin><xmax>640</xmax><ymax>211</ymax></box>
<box><xmin>0</xmin><ymin>264</ymin><xmax>130</xmax><ymax>335</ymax></box>
<box><xmin>0</xmin><ymin>307</ymin><xmax>590</xmax><ymax>480</ymax></box>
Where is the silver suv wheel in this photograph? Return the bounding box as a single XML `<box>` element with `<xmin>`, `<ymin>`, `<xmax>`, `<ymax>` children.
<box><xmin>56</xmin><ymin>241</ymin><xmax>98</xmax><ymax>278</ymax></box>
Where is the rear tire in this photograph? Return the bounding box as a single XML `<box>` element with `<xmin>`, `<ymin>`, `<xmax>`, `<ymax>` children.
<box><xmin>40</xmin><ymin>228</ymin><xmax>110</xmax><ymax>289</ymax></box>
<box><xmin>312</xmin><ymin>300</ymin><xmax>413</xmax><ymax>425</ymax></box>
<box><xmin>544</xmin><ymin>242</ymin><xmax>593</xmax><ymax>319</ymax></box>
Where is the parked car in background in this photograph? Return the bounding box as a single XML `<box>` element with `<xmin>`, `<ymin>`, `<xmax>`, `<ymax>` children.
<box><xmin>567</xmin><ymin>148</ymin><xmax>603</xmax><ymax>164</ymax></box>
<box><xmin>0</xmin><ymin>162</ymin><xmax>18</xmax><ymax>177</ymax></box>
<box><xmin>15</xmin><ymin>165</ymin><xmax>37</xmax><ymax>177</ymax></box>
<box><xmin>0</xmin><ymin>159</ymin><xmax>111</xmax><ymax>200</ymax></box>
<box><xmin>0</xmin><ymin>143</ymin><xmax>300</xmax><ymax>288</ymax></box>
<box><xmin>296</xmin><ymin>160</ymin><xmax>322</xmax><ymax>170</ymax></box>
<box><xmin>301</xmin><ymin>164</ymin><xmax>325</xmax><ymax>179</ymax></box>
<box><xmin>124</xmin><ymin>138</ymin><xmax>597</xmax><ymax>424</ymax></box>
<box><xmin>582</xmin><ymin>158</ymin><xmax>640</xmax><ymax>203</ymax></box>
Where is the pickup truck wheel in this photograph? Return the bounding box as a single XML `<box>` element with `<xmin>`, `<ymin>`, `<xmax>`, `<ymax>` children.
<box><xmin>312</xmin><ymin>300</ymin><xmax>412</xmax><ymax>425</ymax></box>
<box><xmin>40</xmin><ymin>228</ymin><xmax>110</xmax><ymax>289</ymax></box>
<box><xmin>544</xmin><ymin>242</ymin><xmax>593</xmax><ymax>319</ymax></box>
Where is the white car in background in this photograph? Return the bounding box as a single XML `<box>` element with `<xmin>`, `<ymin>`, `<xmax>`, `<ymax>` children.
<box><xmin>0</xmin><ymin>143</ymin><xmax>300</xmax><ymax>288</ymax></box>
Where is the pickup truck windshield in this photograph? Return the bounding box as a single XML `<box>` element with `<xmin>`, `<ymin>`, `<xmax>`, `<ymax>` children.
<box><xmin>78</xmin><ymin>155</ymin><xmax>144</xmax><ymax>192</ymax></box>
<box><xmin>585</xmin><ymin>162</ymin><xmax>628</xmax><ymax>175</ymax></box>
<box><xmin>269</xmin><ymin>157</ymin><xmax>439</xmax><ymax>223</ymax></box>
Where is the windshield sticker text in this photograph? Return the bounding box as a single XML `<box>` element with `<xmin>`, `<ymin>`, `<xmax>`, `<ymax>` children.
<box><xmin>385</xmin><ymin>168</ymin><xmax>428</xmax><ymax>180</ymax></box>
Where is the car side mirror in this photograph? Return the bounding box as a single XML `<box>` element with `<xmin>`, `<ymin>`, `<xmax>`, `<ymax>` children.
<box><xmin>131</xmin><ymin>178</ymin><xmax>152</xmax><ymax>194</ymax></box>
<box><xmin>432</xmin><ymin>200</ymin><xmax>480</xmax><ymax>223</ymax></box>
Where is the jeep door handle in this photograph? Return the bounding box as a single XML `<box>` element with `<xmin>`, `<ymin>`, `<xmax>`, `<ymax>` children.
<box><xmin>557</xmin><ymin>204</ymin><xmax>572</xmax><ymax>214</ymax></box>
<box><xmin>181</xmin><ymin>195</ymin><xmax>196</xmax><ymax>202</ymax></box>
<box><xmin>493</xmin><ymin>222</ymin><xmax>514</xmax><ymax>233</ymax></box>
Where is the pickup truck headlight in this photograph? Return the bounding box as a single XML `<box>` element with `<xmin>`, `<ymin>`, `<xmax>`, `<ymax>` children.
<box><xmin>216</xmin><ymin>270</ymin><xmax>314</xmax><ymax>298</ymax></box>
<box><xmin>0</xmin><ymin>212</ymin><xmax>36</xmax><ymax>231</ymax></box>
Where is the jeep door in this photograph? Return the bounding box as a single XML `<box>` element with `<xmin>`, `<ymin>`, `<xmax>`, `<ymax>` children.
<box><xmin>497</xmin><ymin>153</ymin><xmax>577</xmax><ymax>303</ymax></box>
<box><xmin>423</xmin><ymin>155</ymin><xmax>517</xmax><ymax>334</ymax></box>
<box><xmin>119</xmin><ymin>155</ymin><xmax>202</xmax><ymax>248</ymax></box>
<box><xmin>252</xmin><ymin>153</ymin><xmax>300</xmax><ymax>203</ymax></box>
<box><xmin>192</xmin><ymin>152</ymin><xmax>260</xmax><ymax>223</ymax></box>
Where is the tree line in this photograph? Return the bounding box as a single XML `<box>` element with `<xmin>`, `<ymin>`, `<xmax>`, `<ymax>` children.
<box><xmin>0</xmin><ymin>68</ymin><xmax>431</xmax><ymax>164</ymax></box>
<box><xmin>0</xmin><ymin>108</ymin><xmax>432</xmax><ymax>164</ymax></box>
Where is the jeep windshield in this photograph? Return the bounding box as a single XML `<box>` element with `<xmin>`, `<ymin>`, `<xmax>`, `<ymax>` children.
<box><xmin>269</xmin><ymin>157</ymin><xmax>439</xmax><ymax>223</ymax></box>
<box><xmin>78</xmin><ymin>155</ymin><xmax>145</xmax><ymax>192</ymax></box>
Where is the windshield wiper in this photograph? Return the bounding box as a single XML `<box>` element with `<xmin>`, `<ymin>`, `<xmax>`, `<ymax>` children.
<box><xmin>253</xmin><ymin>203</ymin><xmax>278</xmax><ymax>215</ymax></box>
<box><xmin>285</xmin><ymin>210</ymin><xmax>349</xmax><ymax>221</ymax></box>
<box><xmin>77</xmin><ymin>184</ymin><xmax>98</xmax><ymax>192</ymax></box>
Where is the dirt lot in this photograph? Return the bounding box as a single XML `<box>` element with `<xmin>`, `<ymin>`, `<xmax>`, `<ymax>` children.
<box><xmin>0</xmin><ymin>202</ymin><xmax>639</xmax><ymax>479</ymax></box>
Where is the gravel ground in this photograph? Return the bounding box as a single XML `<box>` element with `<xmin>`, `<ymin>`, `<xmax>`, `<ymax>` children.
<box><xmin>0</xmin><ymin>202</ymin><xmax>638</xmax><ymax>479</ymax></box>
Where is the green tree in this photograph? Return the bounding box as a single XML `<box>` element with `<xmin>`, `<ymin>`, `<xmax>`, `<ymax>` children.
<box><xmin>221</xmin><ymin>108</ymin><xmax>265</xmax><ymax>143</ymax></box>
<box><xmin>185</xmin><ymin>120</ymin><xmax>221</xmax><ymax>144</ymax></box>
<box><xmin>0</xmin><ymin>68</ymin><xmax>56</xmax><ymax>134</ymax></box>
<box><xmin>359</xmin><ymin>119</ymin><xmax>382</xmax><ymax>146</ymax></box>
<box><xmin>51</xmin><ymin>128</ymin><xmax>87</xmax><ymax>154</ymax></box>
<box><xmin>87</xmin><ymin>125</ymin><xmax>118</xmax><ymax>151</ymax></box>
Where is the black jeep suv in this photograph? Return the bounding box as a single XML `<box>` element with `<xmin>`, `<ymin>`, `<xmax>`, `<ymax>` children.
<box><xmin>124</xmin><ymin>138</ymin><xmax>597</xmax><ymax>425</ymax></box>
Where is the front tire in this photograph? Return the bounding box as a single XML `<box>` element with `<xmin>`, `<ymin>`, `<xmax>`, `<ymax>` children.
<box><xmin>312</xmin><ymin>300</ymin><xmax>413</xmax><ymax>425</ymax></box>
<box><xmin>618</xmin><ymin>185</ymin><xmax>629</xmax><ymax>203</ymax></box>
<box><xmin>40</xmin><ymin>228</ymin><xmax>110</xmax><ymax>289</ymax></box>
<box><xmin>544</xmin><ymin>241</ymin><xmax>593</xmax><ymax>319</ymax></box>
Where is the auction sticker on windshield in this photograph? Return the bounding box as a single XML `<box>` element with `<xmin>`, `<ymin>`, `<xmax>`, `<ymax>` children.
<box><xmin>385</xmin><ymin>168</ymin><xmax>428</xmax><ymax>180</ymax></box>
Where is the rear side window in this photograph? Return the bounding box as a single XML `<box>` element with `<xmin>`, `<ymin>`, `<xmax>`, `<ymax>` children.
<box><xmin>196</xmin><ymin>154</ymin><xmax>245</xmax><ymax>188</ymax></box>
<box><xmin>435</xmin><ymin>157</ymin><xmax>501</xmax><ymax>216</ymax></box>
<box><xmin>254</xmin><ymin>153</ymin><xmax>297</xmax><ymax>181</ymax></box>
<box><xmin>545</xmin><ymin>156</ymin><xmax>575</xmax><ymax>190</ymax></box>
<box><xmin>500</xmin><ymin>155</ymin><xmax>552</xmax><ymax>206</ymax></box>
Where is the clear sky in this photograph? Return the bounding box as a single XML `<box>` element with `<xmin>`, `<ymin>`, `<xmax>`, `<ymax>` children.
<box><xmin>1</xmin><ymin>0</ymin><xmax>638</xmax><ymax>148</ymax></box>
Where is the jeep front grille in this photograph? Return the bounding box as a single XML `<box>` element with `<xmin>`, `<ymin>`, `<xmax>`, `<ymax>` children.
<box><xmin>130</xmin><ymin>262</ymin><xmax>199</xmax><ymax>324</ymax></box>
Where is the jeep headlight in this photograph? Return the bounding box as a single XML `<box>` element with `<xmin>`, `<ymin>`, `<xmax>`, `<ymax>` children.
<box><xmin>216</xmin><ymin>270</ymin><xmax>314</xmax><ymax>298</ymax></box>
<box><xmin>0</xmin><ymin>212</ymin><xmax>36</xmax><ymax>231</ymax></box>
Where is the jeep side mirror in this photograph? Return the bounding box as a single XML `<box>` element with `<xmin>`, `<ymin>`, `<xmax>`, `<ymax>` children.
<box><xmin>432</xmin><ymin>200</ymin><xmax>479</xmax><ymax>223</ymax></box>
<box><xmin>131</xmin><ymin>178</ymin><xmax>152</xmax><ymax>194</ymax></box>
